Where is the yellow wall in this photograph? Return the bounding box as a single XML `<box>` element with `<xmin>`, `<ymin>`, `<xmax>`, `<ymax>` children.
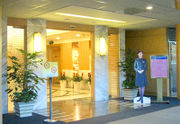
<box><xmin>60</xmin><ymin>43</ymin><xmax>73</xmax><ymax>70</ymax></box>
<box><xmin>126</xmin><ymin>28</ymin><xmax>169</xmax><ymax>96</ymax></box>
<box><xmin>79</xmin><ymin>41</ymin><xmax>90</xmax><ymax>70</ymax></box>
<box><xmin>47</xmin><ymin>41</ymin><xmax>90</xmax><ymax>73</ymax></box>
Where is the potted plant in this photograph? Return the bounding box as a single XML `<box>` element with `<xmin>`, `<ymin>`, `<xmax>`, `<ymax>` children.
<box><xmin>119</xmin><ymin>49</ymin><xmax>138</xmax><ymax>100</ymax></box>
<box><xmin>6</xmin><ymin>49</ymin><xmax>46</xmax><ymax>118</ymax></box>
<box><xmin>73</xmin><ymin>73</ymin><xmax>83</xmax><ymax>90</ymax></box>
<box><xmin>59</xmin><ymin>72</ymin><xmax>67</xmax><ymax>89</ymax></box>
<box><xmin>87</xmin><ymin>73</ymin><xmax>91</xmax><ymax>90</ymax></box>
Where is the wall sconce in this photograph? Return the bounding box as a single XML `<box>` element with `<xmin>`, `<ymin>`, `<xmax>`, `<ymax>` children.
<box><xmin>99</xmin><ymin>37</ymin><xmax>106</xmax><ymax>56</ymax></box>
<box><xmin>34</xmin><ymin>32</ymin><xmax>41</xmax><ymax>52</ymax></box>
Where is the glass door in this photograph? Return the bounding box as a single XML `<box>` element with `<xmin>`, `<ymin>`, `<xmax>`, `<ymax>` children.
<box><xmin>167</xmin><ymin>28</ymin><xmax>177</xmax><ymax>97</ymax></box>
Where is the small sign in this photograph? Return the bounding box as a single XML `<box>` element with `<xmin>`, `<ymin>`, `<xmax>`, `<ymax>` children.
<box><xmin>43</xmin><ymin>62</ymin><xmax>58</xmax><ymax>77</ymax></box>
<box><xmin>150</xmin><ymin>55</ymin><xmax>168</xmax><ymax>78</ymax></box>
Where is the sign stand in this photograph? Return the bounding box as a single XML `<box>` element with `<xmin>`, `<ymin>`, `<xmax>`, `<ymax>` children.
<box><xmin>44</xmin><ymin>77</ymin><xmax>57</xmax><ymax>123</ymax></box>
<box><xmin>150</xmin><ymin>55</ymin><xmax>169</xmax><ymax>104</ymax></box>
<box><xmin>152</xmin><ymin>78</ymin><xmax>169</xmax><ymax>104</ymax></box>
<box><xmin>43</xmin><ymin>62</ymin><xmax>58</xmax><ymax>123</ymax></box>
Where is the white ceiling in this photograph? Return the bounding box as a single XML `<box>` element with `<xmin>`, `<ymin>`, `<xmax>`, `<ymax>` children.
<box><xmin>5</xmin><ymin>0</ymin><xmax>180</xmax><ymax>29</ymax></box>
<box><xmin>46</xmin><ymin>29</ymin><xmax>90</xmax><ymax>44</ymax></box>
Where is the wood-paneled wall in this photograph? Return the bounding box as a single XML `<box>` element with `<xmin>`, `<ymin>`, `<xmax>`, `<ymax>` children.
<box><xmin>108</xmin><ymin>34</ymin><xmax>119</xmax><ymax>98</ymax></box>
<box><xmin>126</xmin><ymin>28</ymin><xmax>169</xmax><ymax>96</ymax></box>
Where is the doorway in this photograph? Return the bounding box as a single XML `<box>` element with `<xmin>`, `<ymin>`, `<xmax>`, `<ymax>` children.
<box><xmin>46</xmin><ymin>29</ymin><xmax>92</xmax><ymax>101</ymax></box>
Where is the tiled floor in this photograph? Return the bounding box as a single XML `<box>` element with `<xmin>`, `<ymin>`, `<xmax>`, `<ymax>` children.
<box><xmin>34</xmin><ymin>98</ymin><xmax>150</xmax><ymax>122</ymax></box>
<box><xmin>47</xmin><ymin>84</ymin><xmax>91</xmax><ymax>102</ymax></box>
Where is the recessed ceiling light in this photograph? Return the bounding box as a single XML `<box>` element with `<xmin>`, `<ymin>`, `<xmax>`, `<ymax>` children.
<box><xmin>56</xmin><ymin>37</ymin><xmax>60</xmax><ymax>40</ymax></box>
<box><xmin>95</xmin><ymin>0</ymin><xmax>106</xmax><ymax>4</ymax></box>
<box><xmin>76</xmin><ymin>34</ymin><xmax>80</xmax><ymax>37</ymax></box>
<box><xmin>146</xmin><ymin>6</ymin><xmax>153</xmax><ymax>10</ymax></box>
<box><xmin>56</xmin><ymin>13</ymin><xmax>126</xmax><ymax>23</ymax></box>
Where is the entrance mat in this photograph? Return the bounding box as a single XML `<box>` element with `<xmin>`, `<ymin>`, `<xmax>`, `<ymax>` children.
<box><xmin>3</xmin><ymin>113</ymin><xmax>65</xmax><ymax>124</ymax></box>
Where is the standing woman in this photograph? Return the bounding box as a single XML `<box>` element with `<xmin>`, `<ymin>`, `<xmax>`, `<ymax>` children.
<box><xmin>134</xmin><ymin>50</ymin><xmax>148</xmax><ymax>103</ymax></box>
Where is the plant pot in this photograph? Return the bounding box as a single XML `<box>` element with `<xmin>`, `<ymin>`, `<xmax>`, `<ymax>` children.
<box><xmin>74</xmin><ymin>82</ymin><xmax>80</xmax><ymax>90</ymax></box>
<box><xmin>60</xmin><ymin>80</ymin><xmax>67</xmax><ymax>89</ymax></box>
<box><xmin>14</xmin><ymin>101</ymin><xmax>34</xmax><ymax>118</ymax></box>
<box><xmin>80</xmin><ymin>80</ymin><xmax>86</xmax><ymax>90</ymax></box>
<box><xmin>70</xmin><ymin>80</ymin><xmax>74</xmax><ymax>88</ymax></box>
<box><xmin>122</xmin><ymin>88</ymin><xmax>138</xmax><ymax>100</ymax></box>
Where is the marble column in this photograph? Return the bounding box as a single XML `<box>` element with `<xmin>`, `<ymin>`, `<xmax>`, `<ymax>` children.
<box><xmin>118</xmin><ymin>29</ymin><xmax>125</xmax><ymax>97</ymax></box>
<box><xmin>27</xmin><ymin>19</ymin><xmax>47</xmax><ymax>110</ymax></box>
<box><xmin>0</xmin><ymin>0</ymin><xmax>4</xmax><ymax>123</ymax></box>
<box><xmin>94</xmin><ymin>25</ymin><xmax>109</xmax><ymax>101</ymax></box>
<box><xmin>1</xmin><ymin>0</ymin><xmax>8</xmax><ymax>114</ymax></box>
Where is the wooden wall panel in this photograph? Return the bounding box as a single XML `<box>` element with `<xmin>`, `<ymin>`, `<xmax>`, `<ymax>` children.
<box><xmin>108</xmin><ymin>34</ymin><xmax>119</xmax><ymax>98</ymax></box>
<box><xmin>126</xmin><ymin>28</ymin><xmax>169</xmax><ymax>96</ymax></box>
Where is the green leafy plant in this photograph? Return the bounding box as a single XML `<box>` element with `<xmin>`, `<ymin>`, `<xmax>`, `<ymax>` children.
<box><xmin>87</xmin><ymin>73</ymin><xmax>91</xmax><ymax>83</ymax></box>
<box><xmin>59</xmin><ymin>72</ymin><xmax>66</xmax><ymax>80</ymax></box>
<box><xmin>6</xmin><ymin>49</ymin><xmax>46</xmax><ymax>103</ymax></box>
<box><xmin>119</xmin><ymin>49</ymin><xmax>137</xmax><ymax>89</ymax></box>
<box><xmin>72</xmin><ymin>73</ymin><xmax>83</xmax><ymax>82</ymax></box>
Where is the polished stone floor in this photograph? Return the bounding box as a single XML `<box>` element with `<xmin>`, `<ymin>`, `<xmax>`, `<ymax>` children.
<box><xmin>47</xmin><ymin>84</ymin><xmax>91</xmax><ymax>102</ymax></box>
<box><xmin>34</xmin><ymin>98</ymin><xmax>150</xmax><ymax>122</ymax></box>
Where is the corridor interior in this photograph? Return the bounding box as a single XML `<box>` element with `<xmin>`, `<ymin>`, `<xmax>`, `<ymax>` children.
<box><xmin>46</xmin><ymin>29</ymin><xmax>92</xmax><ymax>102</ymax></box>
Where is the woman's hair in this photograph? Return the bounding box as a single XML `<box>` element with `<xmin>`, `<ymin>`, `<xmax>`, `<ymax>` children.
<box><xmin>137</xmin><ymin>50</ymin><xmax>143</xmax><ymax>54</ymax></box>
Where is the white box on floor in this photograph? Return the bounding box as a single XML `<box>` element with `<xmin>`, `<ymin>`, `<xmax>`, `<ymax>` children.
<box><xmin>133</xmin><ymin>97</ymin><xmax>151</xmax><ymax>104</ymax></box>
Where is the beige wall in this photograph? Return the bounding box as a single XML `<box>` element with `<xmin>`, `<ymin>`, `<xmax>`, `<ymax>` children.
<box><xmin>126</xmin><ymin>28</ymin><xmax>169</xmax><ymax>96</ymax></box>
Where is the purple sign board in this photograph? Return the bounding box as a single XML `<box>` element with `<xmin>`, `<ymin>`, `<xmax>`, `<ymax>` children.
<box><xmin>150</xmin><ymin>55</ymin><xmax>168</xmax><ymax>78</ymax></box>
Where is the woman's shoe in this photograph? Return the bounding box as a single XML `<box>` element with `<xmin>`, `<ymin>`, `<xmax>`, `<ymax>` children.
<box><xmin>137</xmin><ymin>98</ymin><xmax>141</xmax><ymax>102</ymax></box>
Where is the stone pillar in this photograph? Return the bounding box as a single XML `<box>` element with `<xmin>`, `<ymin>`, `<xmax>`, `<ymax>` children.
<box><xmin>118</xmin><ymin>29</ymin><xmax>125</xmax><ymax>97</ymax></box>
<box><xmin>94</xmin><ymin>25</ymin><xmax>109</xmax><ymax>101</ymax></box>
<box><xmin>1</xmin><ymin>0</ymin><xmax>8</xmax><ymax>114</ymax></box>
<box><xmin>27</xmin><ymin>19</ymin><xmax>47</xmax><ymax>110</ymax></box>
<box><xmin>0</xmin><ymin>0</ymin><xmax>4</xmax><ymax>123</ymax></box>
<box><xmin>176</xmin><ymin>0</ymin><xmax>180</xmax><ymax>99</ymax></box>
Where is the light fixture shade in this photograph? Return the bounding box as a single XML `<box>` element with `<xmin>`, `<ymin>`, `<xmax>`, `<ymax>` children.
<box><xmin>34</xmin><ymin>32</ymin><xmax>41</xmax><ymax>52</ymax></box>
<box><xmin>99</xmin><ymin>37</ymin><xmax>106</xmax><ymax>55</ymax></box>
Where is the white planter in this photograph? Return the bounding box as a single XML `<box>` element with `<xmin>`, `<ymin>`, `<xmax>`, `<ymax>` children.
<box><xmin>122</xmin><ymin>88</ymin><xmax>138</xmax><ymax>100</ymax></box>
<box><xmin>60</xmin><ymin>80</ymin><xmax>67</xmax><ymax>89</ymax></box>
<box><xmin>80</xmin><ymin>81</ymin><xmax>86</xmax><ymax>90</ymax></box>
<box><xmin>88</xmin><ymin>82</ymin><xmax>91</xmax><ymax>90</ymax></box>
<box><xmin>70</xmin><ymin>80</ymin><xmax>74</xmax><ymax>88</ymax></box>
<box><xmin>14</xmin><ymin>101</ymin><xmax>34</xmax><ymax>118</ymax></box>
<box><xmin>74</xmin><ymin>82</ymin><xmax>80</xmax><ymax>90</ymax></box>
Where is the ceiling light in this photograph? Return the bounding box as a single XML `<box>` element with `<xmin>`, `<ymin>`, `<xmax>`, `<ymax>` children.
<box><xmin>76</xmin><ymin>34</ymin><xmax>80</xmax><ymax>37</ymax></box>
<box><xmin>95</xmin><ymin>1</ymin><xmax>106</xmax><ymax>4</ymax></box>
<box><xmin>56</xmin><ymin>13</ymin><xmax>125</xmax><ymax>23</ymax></box>
<box><xmin>56</xmin><ymin>37</ymin><xmax>60</xmax><ymax>40</ymax></box>
<box><xmin>146</xmin><ymin>6</ymin><xmax>153</xmax><ymax>10</ymax></box>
